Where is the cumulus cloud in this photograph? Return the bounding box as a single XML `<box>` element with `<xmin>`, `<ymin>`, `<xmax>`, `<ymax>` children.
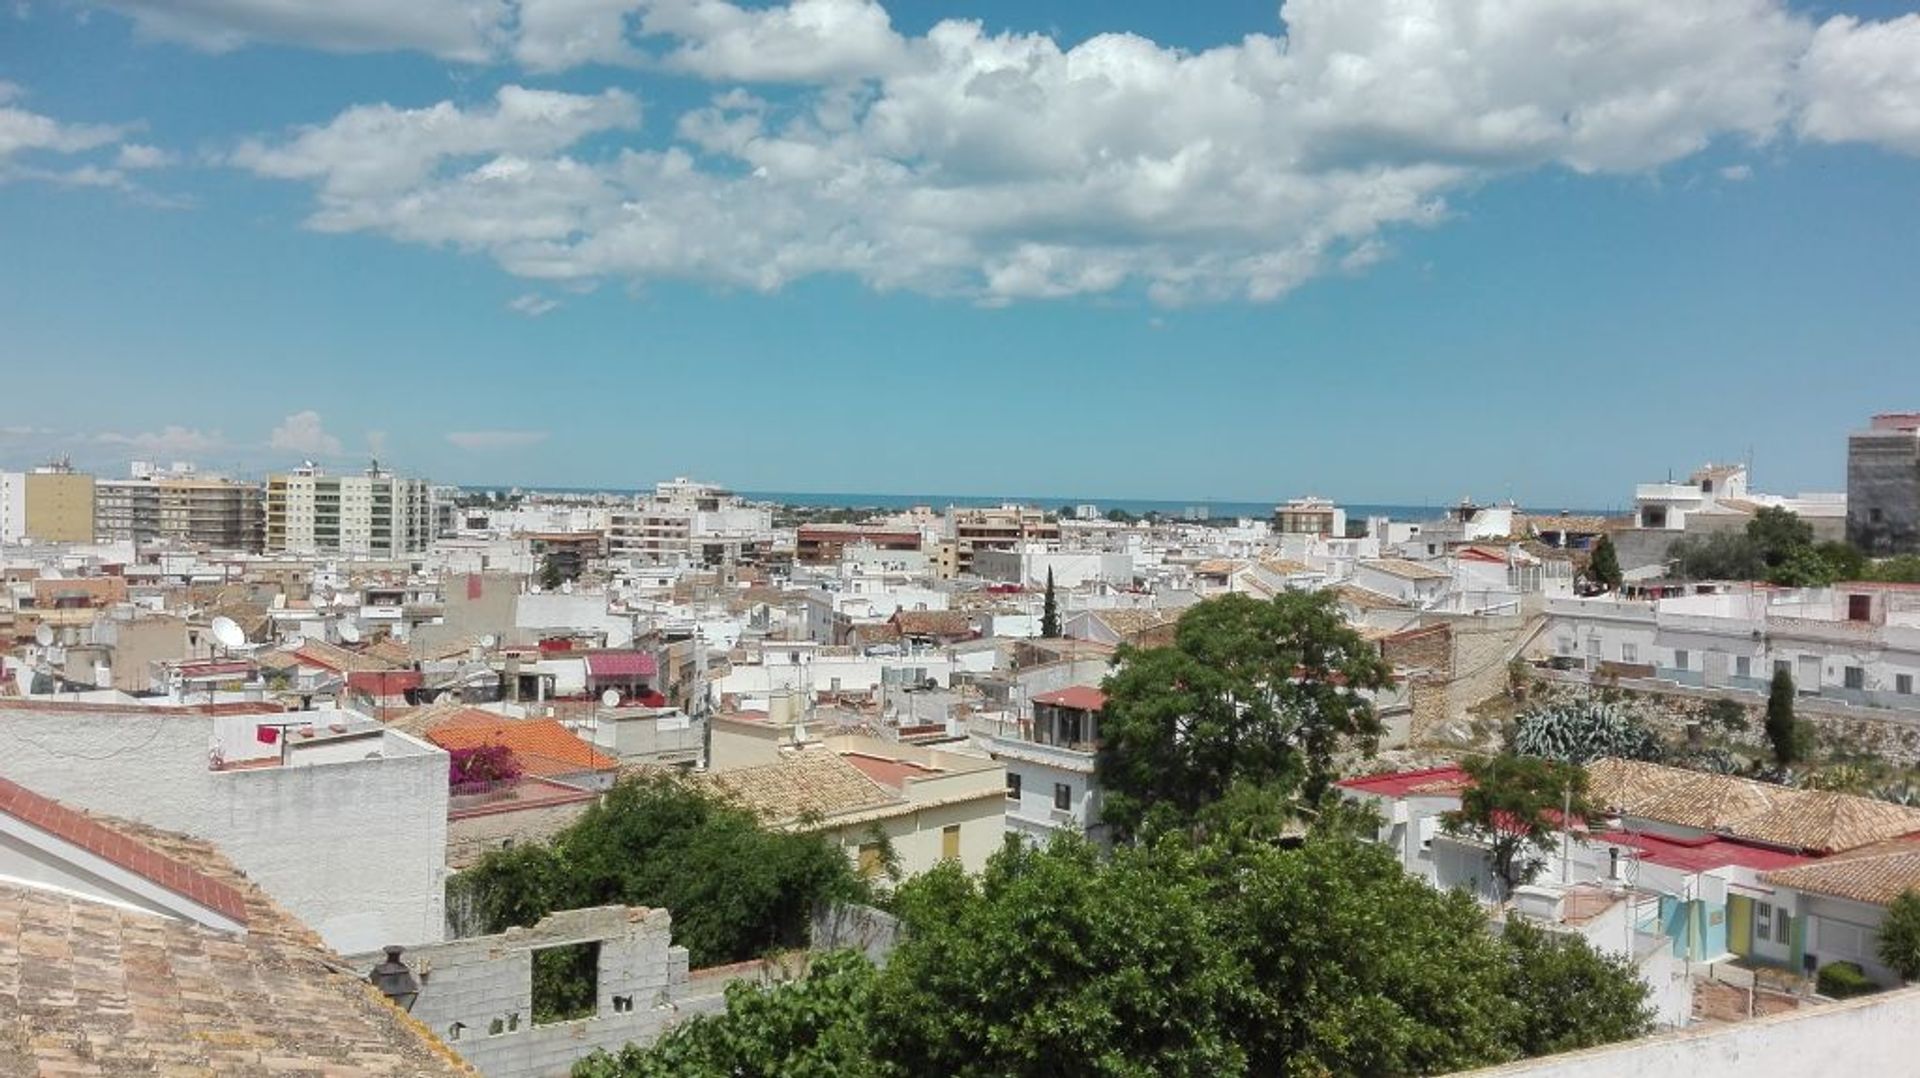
<box><xmin>269</xmin><ymin>410</ymin><xmax>343</xmax><ymax>457</ymax></box>
<box><xmin>1719</xmin><ymin>164</ymin><xmax>1754</xmax><ymax>181</ymax></box>
<box><xmin>446</xmin><ymin>429</ymin><xmax>550</xmax><ymax>450</ymax></box>
<box><xmin>96</xmin><ymin>426</ymin><xmax>227</xmax><ymax>455</ymax></box>
<box><xmin>95</xmin><ymin>0</ymin><xmax>506</xmax><ymax>61</ymax></box>
<box><xmin>216</xmin><ymin>0</ymin><xmax>1920</xmax><ymax>304</ymax></box>
<box><xmin>115</xmin><ymin>143</ymin><xmax>174</xmax><ymax>169</ymax></box>
<box><xmin>1797</xmin><ymin>14</ymin><xmax>1920</xmax><ymax>155</ymax></box>
<box><xmin>0</xmin><ymin>100</ymin><xmax>125</xmax><ymax>161</ymax></box>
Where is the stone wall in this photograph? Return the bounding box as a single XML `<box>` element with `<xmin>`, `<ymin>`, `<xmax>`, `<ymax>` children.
<box><xmin>366</xmin><ymin>905</ymin><xmax>759</xmax><ymax>1078</ymax></box>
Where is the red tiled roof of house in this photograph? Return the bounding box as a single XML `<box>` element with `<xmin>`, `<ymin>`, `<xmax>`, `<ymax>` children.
<box><xmin>0</xmin><ymin>775</ymin><xmax>249</xmax><ymax>924</ymax></box>
<box><xmin>1335</xmin><ymin>765</ymin><xmax>1473</xmax><ymax>798</ymax></box>
<box><xmin>426</xmin><ymin>718</ymin><xmax>617</xmax><ymax>778</ymax></box>
<box><xmin>1598</xmin><ymin>829</ymin><xmax>1813</xmax><ymax>873</ymax></box>
<box><xmin>1032</xmin><ymin>686</ymin><xmax>1107</xmax><ymax>712</ymax></box>
<box><xmin>841</xmin><ymin>752</ymin><xmax>940</xmax><ymax>790</ymax></box>
<box><xmin>584</xmin><ymin>650</ymin><xmax>658</xmax><ymax>678</ymax></box>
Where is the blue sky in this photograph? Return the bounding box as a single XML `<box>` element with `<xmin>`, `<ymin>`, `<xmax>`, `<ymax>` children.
<box><xmin>2</xmin><ymin>1</ymin><xmax>1917</xmax><ymax>508</ymax></box>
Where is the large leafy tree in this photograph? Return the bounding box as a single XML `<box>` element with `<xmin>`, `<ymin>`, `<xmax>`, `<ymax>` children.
<box><xmin>1877</xmin><ymin>889</ymin><xmax>1920</xmax><ymax>983</ymax></box>
<box><xmin>1747</xmin><ymin>506</ymin><xmax>1815</xmax><ymax>569</ymax></box>
<box><xmin>586</xmin><ymin>833</ymin><xmax>1650</xmax><ymax>1078</ymax></box>
<box><xmin>452</xmin><ymin>775</ymin><xmax>865</xmax><ymax>966</ymax></box>
<box><xmin>1444</xmin><ymin>754</ymin><xmax>1592</xmax><ymax>898</ymax></box>
<box><xmin>1098</xmin><ymin>591</ymin><xmax>1394</xmax><ymax>840</ymax></box>
<box><xmin>1501</xmin><ymin>920</ymin><xmax>1655</xmax><ymax>1055</ymax></box>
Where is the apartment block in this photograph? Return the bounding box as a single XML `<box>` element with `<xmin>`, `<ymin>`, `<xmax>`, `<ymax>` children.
<box><xmin>266</xmin><ymin>463</ymin><xmax>433</xmax><ymax>557</ymax></box>
<box><xmin>96</xmin><ymin>463</ymin><xmax>264</xmax><ymax>551</ymax></box>
<box><xmin>1848</xmin><ymin>413</ymin><xmax>1920</xmax><ymax>555</ymax></box>
<box><xmin>951</xmin><ymin>506</ymin><xmax>1059</xmax><ymax>576</ymax></box>
<box><xmin>14</xmin><ymin>464</ymin><xmax>96</xmax><ymax>544</ymax></box>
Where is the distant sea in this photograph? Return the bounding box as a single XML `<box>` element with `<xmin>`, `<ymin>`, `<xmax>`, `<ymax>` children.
<box><xmin>514</xmin><ymin>485</ymin><xmax>1607</xmax><ymax>522</ymax></box>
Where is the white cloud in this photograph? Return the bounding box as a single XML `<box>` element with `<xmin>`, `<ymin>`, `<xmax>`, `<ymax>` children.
<box><xmin>269</xmin><ymin>410</ymin><xmax>343</xmax><ymax>457</ymax></box>
<box><xmin>507</xmin><ymin>292</ymin><xmax>561</xmax><ymax>316</ymax></box>
<box><xmin>1719</xmin><ymin>164</ymin><xmax>1754</xmax><ymax>181</ymax></box>
<box><xmin>1797</xmin><ymin>15</ymin><xmax>1920</xmax><ymax>155</ymax></box>
<box><xmin>97</xmin><ymin>426</ymin><xmax>226</xmax><ymax>455</ymax></box>
<box><xmin>95</xmin><ymin>0</ymin><xmax>506</xmax><ymax>62</ymax></box>
<box><xmin>115</xmin><ymin>143</ymin><xmax>174</xmax><ymax>169</ymax></box>
<box><xmin>446</xmin><ymin>429</ymin><xmax>550</xmax><ymax>450</ymax></box>
<box><xmin>0</xmin><ymin>102</ymin><xmax>125</xmax><ymax>161</ymax></box>
<box><xmin>223</xmin><ymin>1</ymin><xmax>1920</xmax><ymax>304</ymax></box>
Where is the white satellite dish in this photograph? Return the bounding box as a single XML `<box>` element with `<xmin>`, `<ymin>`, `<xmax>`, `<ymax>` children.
<box><xmin>210</xmin><ymin>616</ymin><xmax>246</xmax><ymax>650</ymax></box>
<box><xmin>34</xmin><ymin>624</ymin><xmax>54</xmax><ymax>647</ymax></box>
<box><xmin>337</xmin><ymin>619</ymin><xmax>362</xmax><ymax>644</ymax></box>
<box><xmin>480</xmin><ymin>633</ymin><xmax>498</xmax><ymax>649</ymax></box>
<box><xmin>601</xmin><ymin>689</ymin><xmax>621</xmax><ymax>709</ymax></box>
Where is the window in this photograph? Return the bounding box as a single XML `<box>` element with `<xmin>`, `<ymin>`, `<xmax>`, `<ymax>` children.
<box><xmin>1775</xmin><ymin>659</ymin><xmax>1793</xmax><ymax>678</ymax></box>
<box><xmin>1844</xmin><ymin>666</ymin><xmax>1866</xmax><ymax>691</ymax></box>
<box><xmin>1757</xmin><ymin>902</ymin><xmax>1773</xmax><ymax>942</ymax></box>
<box><xmin>1006</xmin><ymin>773</ymin><xmax>1022</xmax><ymax>800</ymax></box>
<box><xmin>942</xmin><ymin>824</ymin><xmax>961</xmax><ymax>861</ymax></box>
<box><xmin>1736</xmin><ymin>656</ymin><xmax>1752</xmax><ymax>678</ymax></box>
<box><xmin>1776</xmin><ymin>909</ymin><xmax>1793</xmax><ymax>944</ymax></box>
<box><xmin>1054</xmin><ymin>783</ymin><xmax>1072</xmax><ymax>812</ymax></box>
<box><xmin>1621</xmin><ymin>643</ymin><xmax>1638</xmax><ymax>664</ymax></box>
<box><xmin>857</xmin><ymin>842</ymin><xmax>885</xmax><ymax>879</ymax></box>
<box><xmin>532</xmin><ymin>942</ymin><xmax>599</xmax><ymax>1025</ymax></box>
<box><xmin>1900</xmin><ymin>674</ymin><xmax>1914</xmax><ymax>696</ymax></box>
<box><xmin>1673</xmin><ymin>649</ymin><xmax>1689</xmax><ymax>670</ymax></box>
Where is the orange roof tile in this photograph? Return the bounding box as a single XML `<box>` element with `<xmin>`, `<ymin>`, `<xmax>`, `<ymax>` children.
<box><xmin>426</xmin><ymin>718</ymin><xmax>617</xmax><ymax>777</ymax></box>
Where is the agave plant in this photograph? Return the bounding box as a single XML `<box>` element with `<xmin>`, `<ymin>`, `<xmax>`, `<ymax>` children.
<box><xmin>1509</xmin><ymin>699</ymin><xmax>1665</xmax><ymax>766</ymax></box>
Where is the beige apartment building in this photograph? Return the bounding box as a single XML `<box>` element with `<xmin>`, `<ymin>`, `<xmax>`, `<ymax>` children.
<box><xmin>266</xmin><ymin>463</ymin><xmax>433</xmax><ymax>557</ymax></box>
<box><xmin>951</xmin><ymin>506</ymin><xmax>1060</xmax><ymax>576</ymax></box>
<box><xmin>96</xmin><ymin>466</ymin><xmax>264</xmax><ymax>551</ymax></box>
<box><xmin>20</xmin><ymin>466</ymin><xmax>95</xmax><ymax>544</ymax></box>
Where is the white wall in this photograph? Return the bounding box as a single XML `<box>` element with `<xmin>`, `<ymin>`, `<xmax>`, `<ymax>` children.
<box><xmin>0</xmin><ymin>705</ymin><xmax>448</xmax><ymax>953</ymax></box>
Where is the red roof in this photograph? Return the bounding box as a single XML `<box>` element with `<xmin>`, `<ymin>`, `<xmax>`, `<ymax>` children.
<box><xmin>842</xmin><ymin>753</ymin><xmax>940</xmax><ymax>790</ymax></box>
<box><xmin>1033</xmin><ymin>686</ymin><xmax>1106</xmax><ymax>712</ymax></box>
<box><xmin>584</xmin><ymin>651</ymin><xmax>657</xmax><ymax>679</ymax></box>
<box><xmin>1598</xmin><ymin>829</ymin><xmax>1814</xmax><ymax>873</ymax></box>
<box><xmin>427</xmin><ymin>718</ymin><xmax>617</xmax><ymax>778</ymax></box>
<box><xmin>1335</xmin><ymin>765</ymin><xmax>1473</xmax><ymax>798</ymax></box>
<box><xmin>0</xmin><ymin>775</ymin><xmax>249</xmax><ymax>924</ymax></box>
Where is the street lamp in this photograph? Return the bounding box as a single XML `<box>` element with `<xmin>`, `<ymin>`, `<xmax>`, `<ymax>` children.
<box><xmin>369</xmin><ymin>945</ymin><xmax>421</xmax><ymax>1012</ymax></box>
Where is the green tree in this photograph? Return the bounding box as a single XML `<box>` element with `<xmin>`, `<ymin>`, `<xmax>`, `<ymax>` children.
<box><xmin>1105</xmin><ymin>508</ymin><xmax>1136</xmax><ymax>524</ymax></box>
<box><xmin>1816</xmin><ymin>541</ymin><xmax>1868</xmax><ymax>582</ymax></box>
<box><xmin>1766</xmin><ymin>667</ymin><xmax>1800</xmax><ymax>768</ymax></box>
<box><xmin>1869</xmin><ymin>555</ymin><xmax>1920</xmax><ymax>583</ymax></box>
<box><xmin>1097</xmin><ymin>591</ymin><xmax>1393</xmax><ymax>841</ymax></box>
<box><xmin>1040</xmin><ymin>568</ymin><xmax>1061</xmax><ymax>639</ymax></box>
<box><xmin>1767</xmin><ymin>545</ymin><xmax>1837</xmax><ymax>588</ymax></box>
<box><xmin>1667</xmin><ymin>532</ymin><xmax>1763</xmax><ymax>581</ymax></box>
<box><xmin>1586</xmin><ymin>535</ymin><xmax>1623</xmax><ymax>592</ymax></box>
<box><xmin>1501</xmin><ymin>919</ymin><xmax>1654</xmax><ymax>1055</ymax></box>
<box><xmin>1878</xmin><ymin>890</ymin><xmax>1920</xmax><ymax>983</ymax></box>
<box><xmin>1747</xmin><ymin>507</ymin><xmax>1815</xmax><ymax>569</ymax></box>
<box><xmin>540</xmin><ymin>553</ymin><xmax>565</xmax><ymax>590</ymax></box>
<box><xmin>452</xmin><ymin>775</ymin><xmax>865</xmax><ymax>966</ymax></box>
<box><xmin>1444</xmin><ymin>754</ymin><xmax>1591</xmax><ymax>898</ymax></box>
<box><xmin>574</xmin><ymin>951</ymin><xmax>881</xmax><ymax>1078</ymax></box>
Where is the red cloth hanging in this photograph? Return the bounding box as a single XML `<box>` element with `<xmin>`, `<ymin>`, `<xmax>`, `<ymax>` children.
<box><xmin>256</xmin><ymin>725</ymin><xmax>280</xmax><ymax>745</ymax></box>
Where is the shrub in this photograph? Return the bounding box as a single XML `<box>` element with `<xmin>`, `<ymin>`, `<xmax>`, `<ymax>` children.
<box><xmin>1816</xmin><ymin>961</ymin><xmax>1875</xmax><ymax>999</ymax></box>
<box><xmin>449</xmin><ymin>744</ymin><xmax>523</xmax><ymax>792</ymax></box>
<box><xmin>1510</xmin><ymin>699</ymin><xmax>1663</xmax><ymax>766</ymax></box>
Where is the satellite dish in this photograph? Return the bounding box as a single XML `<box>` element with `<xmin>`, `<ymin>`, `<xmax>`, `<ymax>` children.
<box><xmin>210</xmin><ymin>616</ymin><xmax>246</xmax><ymax>650</ymax></box>
<box><xmin>42</xmin><ymin>568</ymin><xmax>62</xmax><ymax>581</ymax></box>
<box><xmin>601</xmin><ymin>689</ymin><xmax>621</xmax><ymax>709</ymax></box>
<box><xmin>34</xmin><ymin>624</ymin><xmax>54</xmax><ymax>647</ymax></box>
<box><xmin>480</xmin><ymin>633</ymin><xmax>498</xmax><ymax>649</ymax></box>
<box><xmin>337</xmin><ymin>619</ymin><xmax>362</xmax><ymax>644</ymax></box>
<box><xmin>561</xmin><ymin>580</ymin><xmax>574</xmax><ymax>594</ymax></box>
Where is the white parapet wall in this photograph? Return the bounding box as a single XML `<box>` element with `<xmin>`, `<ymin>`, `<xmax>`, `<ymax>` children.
<box><xmin>1450</xmin><ymin>986</ymin><xmax>1920</xmax><ymax>1077</ymax></box>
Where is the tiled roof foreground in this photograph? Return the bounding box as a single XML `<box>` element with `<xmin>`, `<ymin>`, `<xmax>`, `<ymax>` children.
<box><xmin>0</xmin><ymin>787</ymin><xmax>469</xmax><ymax>1077</ymax></box>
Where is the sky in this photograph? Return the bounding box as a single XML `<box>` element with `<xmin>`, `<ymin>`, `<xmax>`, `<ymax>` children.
<box><xmin>1</xmin><ymin>1</ymin><xmax>1918</xmax><ymax>509</ymax></box>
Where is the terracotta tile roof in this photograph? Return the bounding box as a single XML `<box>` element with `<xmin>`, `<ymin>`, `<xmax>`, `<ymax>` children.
<box><xmin>1033</xmin><ymin>686</ymin><xmax>1107</xmax><ymax>712</ymax></box>
<box><xmin>1586</xmin><ymin>758</ymin><xmax>1920</xmax><ymax>854</ymax></box>
<box><xmin>1360</xmin><ymin>557</ymin><xmax>1452</xmax><ymax>582</ymax></box>
<box><xmin>426</xmin><ymin>717</ymin><xmax>617</xmax><ymax>778</ymax></box>
<box><xmin>892</xmin><ymin>610</ymin><xmax>976</xmax><ymax>638</ymax></box>
<box><xmin>380</xmin><ymin>699</ymin><xmax>475</xmax><ymax>738</ymax></box>
<box><xmin>695</xmin><ymin>752</ymin><xmax>899</xmax><ymax>824</ymax></box>
<box><xmin>1762</xmin><ymin>840</ymin><xmax>1920</xmax><ymax>905</ymax></box>
<box><xmin>1089</xmin><ymin>608</ymin><xmax>1181</xmax><ymax>639</ymax></box>
<box><xmin>362</xmin><ymin>639</ymin><xmax>415</xmax><ymax>667</ymax></box>
<box><xmin>1192</xmin><ymin>558</ymin><xmax>1246</xmax><ymax>575</ymax></box>
<box><xmin>1330</xmin><ymin>583</ymin><xmax>1412</xmax><ymax>611</ymax></box>
<box><xmin>0</xmin><ymin>809</ymin><xmax>470</xmax><ymax>1076</ymax></box>
<box><xmin>1258</xmin><ymin>558</ymin><xmax>1318</xmax><ymax>576</ymax></box>
<box><xmin>292</xmin><ymin>638</ymin><xmax>400</xmax><ymax>675</ymax></box>
<box><xmin>0</xmin><ymin>776</ymin><xmax>248</xmax><ymax>924</ymax></box>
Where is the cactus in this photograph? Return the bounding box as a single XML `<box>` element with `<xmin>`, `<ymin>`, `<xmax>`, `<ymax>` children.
<box><xmin>1509</xmin><ymin>699</ymin><xmax>1664</xmax><ymax>766</ymax></box>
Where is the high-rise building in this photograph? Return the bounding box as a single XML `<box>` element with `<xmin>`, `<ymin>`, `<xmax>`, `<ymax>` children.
<box><xmin>96</xmin><ymin>463</ymin><xmax>265</xmax><ymax>551</ymax></box>
<box><xmin>1848</xmin><ymin>414</ymin><xmax>1920</xmax><ymax>555</ymax></box>
<box><xmin>6</xmin><ymin>462</ymin><xmax>96</xmax><ymax>544</ymax></box>
<box><xmin>265</xmin><ymin>462</ymin><xmax>433</xmax><ymax>557</ymax></box>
